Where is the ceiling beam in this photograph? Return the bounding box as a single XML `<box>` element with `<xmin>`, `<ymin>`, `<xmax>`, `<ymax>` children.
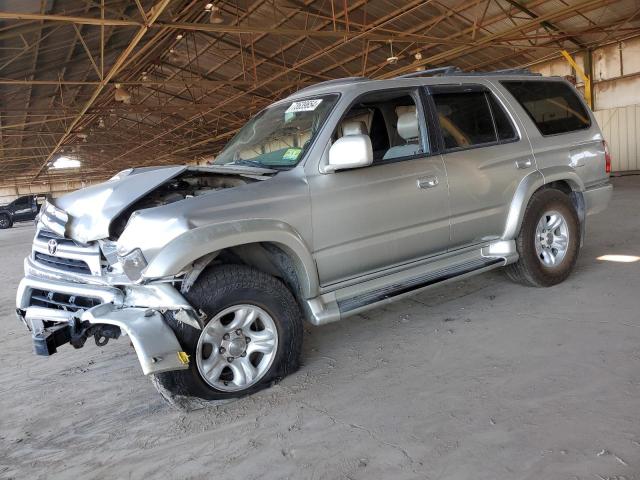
<box><xmin>0</xmin><ymin>78</ymin><xmax>314</xmax><ymax>86</ymax></box>
<box><xmin>29</xmin><ymin>0</ymin><xmax>172</xmax><ymax>180</ymax></box>
<box><xmin>0</xmin><ymin>11</ymin><xmax>139</xmax><ymax>26</ymax></box>
<box><xmin>382</xmin><ymin>0</ymin><xmax>616</xmax><ymax>78</ymax></box>
<box><xmin>0</xmin><ymin>11</ymin><xmax>552</xmax><ymax>44</ymax></box>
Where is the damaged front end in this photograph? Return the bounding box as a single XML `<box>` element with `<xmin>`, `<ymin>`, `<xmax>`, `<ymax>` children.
<box><xmin>16</xmin><ymin>165</ymin><xmax>263</xmax><ymax>375</ymax></box>
<box><xmin>16</xmin><ymin>269</ymin><xmax>196</xmax><ymax>374</ymax></box>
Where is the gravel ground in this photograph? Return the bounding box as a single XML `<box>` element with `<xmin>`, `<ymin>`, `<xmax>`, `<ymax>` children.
<box><xmin>1</xmin><ymin>176</ymin><xmax>639</xmax><ymax>480</ymax></box>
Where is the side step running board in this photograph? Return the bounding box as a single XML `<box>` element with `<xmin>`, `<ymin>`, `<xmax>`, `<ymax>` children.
<box><xmin>338</xmin><ymin>257</ymin><xmax>502</xmax><ymax>314</ymax></box>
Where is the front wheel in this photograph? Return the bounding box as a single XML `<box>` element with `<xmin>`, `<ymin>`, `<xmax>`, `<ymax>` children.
<box><xmin>505</xmin><ymin>189</ymin><xmax>580</xmax><ymax>287</ymax></box>
<box><xmin>152</xmin><ymin>264</ymin><xmax>303</xmax><ymax>408</ymax></box>
<box><xmin>0</xmin><ymin>213</ymin><xmax>12</xmax><ymax>229</ymax></box>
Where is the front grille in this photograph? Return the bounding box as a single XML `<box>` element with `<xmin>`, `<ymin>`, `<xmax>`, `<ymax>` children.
<box><xmin>29</xmin><ymin>289</ymin><xmax>101</xmax><ymax>312</ymax></box>
<box><xmin>37</xmin><ymin>229</ymin><xmax>79</xmax><ymax>247</ymax></box>
<box><xmin>34</xmin><ymin>252</ymin><xmax>92</xmax><ymax>275</ymax></box>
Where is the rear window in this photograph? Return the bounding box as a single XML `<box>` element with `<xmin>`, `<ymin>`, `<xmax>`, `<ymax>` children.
<box><xmin>501</xmin><ymin>80</ymin><xmax>591</xmax><ymax>136</ymax></box>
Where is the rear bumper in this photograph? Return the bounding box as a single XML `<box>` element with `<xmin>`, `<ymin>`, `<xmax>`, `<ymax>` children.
<box><xmin>16</xmin><ymin>260</ymin><xmax>196</xmax><ymax>375</ymax></box>
<box><xmin>584</xmin><ymin>182</ymin><xmax>613</xmax><ymax>216</ymax></box>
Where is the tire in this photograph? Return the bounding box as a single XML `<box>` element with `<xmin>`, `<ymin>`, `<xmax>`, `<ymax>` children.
<box><xmin>0</xmin><ymin>213</ymin><xmax>12</xmax><ymax>229</ymax></box>
<box><xmin>152</xmin><ymin>264</ymin><xmax>303</xmax><ymax>408</ymax></box>
<box><xmin>505</xmin><ymin>188</ymin><xmax>580</xmax><ymax>287</ymax></box>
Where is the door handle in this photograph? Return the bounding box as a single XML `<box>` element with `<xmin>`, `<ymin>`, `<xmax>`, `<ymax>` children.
<box><xmin>417</xmin><ymin>176</ymin><xmax>439</xmax><ymax>189</ymax></box>
<box><xmin>515</xmin><ymin>158</ymin><xmax>533</xmax><ymax>169</ymax></box>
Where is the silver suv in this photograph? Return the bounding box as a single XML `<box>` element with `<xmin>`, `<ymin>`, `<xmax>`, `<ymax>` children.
<box><xmin>16</xmin><ymin>71</ymin><xmax>613</xmax><ymax>405</ymax></box>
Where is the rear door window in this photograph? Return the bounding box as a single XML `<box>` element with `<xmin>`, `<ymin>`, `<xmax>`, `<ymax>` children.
<box><xmin>432</xmin><ymin>91</ymin><xmax>497</xmax><ymax>149</ymax></box>
<box><xmin>501</xmin><ymin>80</ymin><xmax>591</xmax><ymax>136</ymax></box>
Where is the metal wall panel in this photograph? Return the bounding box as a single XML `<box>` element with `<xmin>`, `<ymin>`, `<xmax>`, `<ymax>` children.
<box><xmin>594</xmin><ymin>105</ymin><xmax>640</xmax><ymax>172</ymax></box>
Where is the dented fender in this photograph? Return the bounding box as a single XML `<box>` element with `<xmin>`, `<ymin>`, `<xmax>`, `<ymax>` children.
<box><xmin>142</xmin><ymin>219</ymin><xmax>320</xmax><ymax>299</ymax></box>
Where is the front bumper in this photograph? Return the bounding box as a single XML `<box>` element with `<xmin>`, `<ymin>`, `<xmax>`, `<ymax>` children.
<box><xmin>16</xmin><ymin>260</ymin><xmax>196</xmax><ymax>375</ymax></box>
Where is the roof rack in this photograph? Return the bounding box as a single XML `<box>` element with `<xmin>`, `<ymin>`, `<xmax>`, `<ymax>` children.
<box><xmin>395</xmin><ymin>66</ymin><xmax>540</xmax><ymax>79</ymax></box>
<box><xmin>295</xmin><ymin>76</ymin><xmax>370</xmax><ymax>94</ymax></box>
<box><xmin>396</xmin><ymin>66</ymin><xmax>461</xmax><ymax>79</ymax></box>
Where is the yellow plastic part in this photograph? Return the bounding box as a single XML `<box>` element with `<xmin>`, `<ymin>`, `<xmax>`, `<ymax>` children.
<box><xmin>177</xmin><ymin>351</ymin><xmax>190</xmax><ymax>365</ymax></box>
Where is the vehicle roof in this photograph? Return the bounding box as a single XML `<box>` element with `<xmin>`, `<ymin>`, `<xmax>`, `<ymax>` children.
<box><xmin>284</xmin><ymin>73</ymin><xmax>564</xmax><ymax>101</ymax></box>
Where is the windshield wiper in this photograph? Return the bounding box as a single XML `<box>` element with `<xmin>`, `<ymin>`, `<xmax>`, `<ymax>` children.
<box><xmin>226</xmin><ymin>159</ymin><xmax>289</xmax><ymax>170</ymax></box>
<box><xmin>228</xmin><ymin>159</ymin><xmax>266</xmax><ymax>168</ymax></box>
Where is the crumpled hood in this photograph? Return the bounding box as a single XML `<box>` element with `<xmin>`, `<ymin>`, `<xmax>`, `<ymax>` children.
<box><xmin>50</xmin><ymin>166</ymin><xmax>187</xmax><ymax>243</ymax></box>
<box><xmin>46</xmin><ymin>164</ymin><xmax>274</xmax><ymax>243</ymax></box>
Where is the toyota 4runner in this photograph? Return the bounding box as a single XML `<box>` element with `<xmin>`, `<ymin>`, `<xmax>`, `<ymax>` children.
<box><xmin>16</xmin><ymin>70</ymin><xmax>613</xmax><ymax>405</ymax></box>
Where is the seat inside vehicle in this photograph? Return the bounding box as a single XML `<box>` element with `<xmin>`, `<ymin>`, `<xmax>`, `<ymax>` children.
<box><xmin>383</xmin><ymin>107</ymin><xmax>421</xmax><ymax>159</ymax></box>
<box><xmin>336</xmin><ymin>91</ymin><xmax>425</xmax><ymax>163</ymax></box>
<box><xmin>340</xmin><ymin>120</ymin><xmax>368</xmax><ymax>136</ymax></box>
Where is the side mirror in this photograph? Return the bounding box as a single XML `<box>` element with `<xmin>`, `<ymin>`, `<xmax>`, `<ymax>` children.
<box><xmin>325</xmin><ymin>134</ymin><xmax>373</xmax><ymax>173</ymax></box>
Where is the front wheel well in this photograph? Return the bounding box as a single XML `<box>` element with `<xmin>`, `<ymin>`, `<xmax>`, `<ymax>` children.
<box><xmin>181</xmin><ymin>242</ymin><xmax>306</xmax><ymax>309</ymax></box>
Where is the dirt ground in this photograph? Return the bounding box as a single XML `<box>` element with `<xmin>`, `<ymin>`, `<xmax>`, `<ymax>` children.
<box><xmin>1</xmin><ymin>176</ymin><xmax>640</xmax><ymax>480</ymax></box>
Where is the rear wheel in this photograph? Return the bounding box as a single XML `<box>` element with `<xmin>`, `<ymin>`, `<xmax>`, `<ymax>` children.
<box><xmin>505</xmin><ymin>189</ymin><xmax>580</xmax><ymax>287</ymax></box>
<box><xmin>152</xmin><ymin>264</ymin><xmax>303</xmax><ymax>408</ymax></box>
<box><xmin>0</xmin><ymin>213</ymin><xmax>12</xmax><ymax>229</ymax></box>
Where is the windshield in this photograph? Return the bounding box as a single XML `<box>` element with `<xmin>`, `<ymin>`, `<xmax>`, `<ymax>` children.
<box><xmin>214</xmin><ymin>94</ymin><xmax>338</xmax><ymax>169</ymax></box>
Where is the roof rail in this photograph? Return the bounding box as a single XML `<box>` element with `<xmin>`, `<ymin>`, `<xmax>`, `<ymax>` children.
<box><xmin>295</xmin><ymin>76</ymin><xmax>370</xmax><ymax>94</ymax></box>
<box><xmin>396</xmin><ymin>66</ymin><xmax>461</xmax><ymax>79</ymax></box>
<box><xmin>395</xmin><ymin>66</ymin><xmax>540</xmax><ymax>79</ymax></box>
<box><xmin>454</xmin><ymin>68</ymin><xmax>541</xmax><ymax>77</ymax></box>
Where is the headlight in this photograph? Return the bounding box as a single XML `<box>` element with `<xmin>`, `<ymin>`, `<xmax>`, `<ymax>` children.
<box><xmin>118</xmin><ymin>248</ymin><xmax>148</xmax><ymax>281</ymax></box>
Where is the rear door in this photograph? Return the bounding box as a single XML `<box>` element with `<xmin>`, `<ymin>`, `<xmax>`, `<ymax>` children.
<box><xmin>426</xmin><ymin>84</ymin><xmax>535</xmax><ymax>249</ymax></box>
<box><xmin>309</xmin><ymin>87</ymin><xmax>450</xmax><ymax>286</ymax></box>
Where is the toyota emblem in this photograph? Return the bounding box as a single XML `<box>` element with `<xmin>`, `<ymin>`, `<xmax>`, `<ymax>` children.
<box><xmin>47</xmin><ymin>239</ymin><xmax>58</xmax><ymax>255</ymax></box>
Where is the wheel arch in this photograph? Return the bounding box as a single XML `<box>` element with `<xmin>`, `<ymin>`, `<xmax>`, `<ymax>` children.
<box><xmin>142</xmin><ymin>219</ymin><xmax>319</xmax><ymax>300</ymax></box>
<box><xmin>503</xmin><ymin>168</ymin><xmax>586</xmax><ymax>241</ymax></box>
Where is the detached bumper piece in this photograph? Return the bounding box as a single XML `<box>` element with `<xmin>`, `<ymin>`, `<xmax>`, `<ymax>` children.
<box><xmin>82</xmin><ymin>303</ymin><xmax>189</xmax><ymax>375</ymax></box>
<box><xmin>19</xmin><ymin>303</ymin><xmax>190</xmax><ymax>375</ymax></box>
<box><xmin>17</xmin><ymin>272</ymin><xmax>193</xmax><ymax>376</ymax></box>
<box><xmin>33</xmin><ymin>323</ymin><xmax>71</xmax><ymax>356</ymax></box>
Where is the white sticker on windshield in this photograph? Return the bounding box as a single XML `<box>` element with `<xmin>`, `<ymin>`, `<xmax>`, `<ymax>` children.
<box><xmin>285</xmin><ymin>99</ymin><xmax>323</xmax><ymax>113</ymax></box>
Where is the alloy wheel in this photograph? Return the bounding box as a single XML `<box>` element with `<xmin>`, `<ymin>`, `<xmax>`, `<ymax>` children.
<box><xmin>196</xmin><ymin>304</ymin><xmax>278</xmax><ymax>392</ymax></box>
<box><xmin>534</xmin><ymin>210</ymin><xmax>570</xmax><ymax>267</ymax></box>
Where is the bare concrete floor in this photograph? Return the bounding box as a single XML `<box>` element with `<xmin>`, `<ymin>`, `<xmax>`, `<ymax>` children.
<box><xmin>1</xmin><ymin>176</ymin><xmax>640</xmax><ymax>480</ymax></box>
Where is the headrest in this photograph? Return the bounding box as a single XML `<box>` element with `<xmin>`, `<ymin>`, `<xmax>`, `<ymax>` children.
<box><xmin>397</xmin><ymin>109</ymin><xmax>419</xmax><ymax>141</ymax></box>
<box><xmin>341</xmin><ymin>120</ymin><xmax>368</xmax><ymax>136</ymax></box>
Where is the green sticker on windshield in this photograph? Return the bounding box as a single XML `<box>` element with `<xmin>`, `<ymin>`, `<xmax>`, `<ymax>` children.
<box><xmin>282</xmin><ymin>148</ymin><xmax>302</xmax><ymax>162</ymax></box>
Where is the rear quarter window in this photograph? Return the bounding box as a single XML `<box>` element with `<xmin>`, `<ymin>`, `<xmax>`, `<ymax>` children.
<box><xmin>501</xmin><ymin>80</ymin><xmax>591</xmax><ymax>136</ymax></box>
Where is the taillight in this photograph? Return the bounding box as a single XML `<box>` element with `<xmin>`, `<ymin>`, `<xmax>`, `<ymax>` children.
<box><xmin>603</xmin><ymin>140</ymin><xmax>612</xmax><ymax>174</ymax></box>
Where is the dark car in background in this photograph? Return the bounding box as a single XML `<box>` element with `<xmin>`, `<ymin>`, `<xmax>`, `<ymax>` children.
<box><xmin>0</xmin><ymin>195</ymin><xmax>47</xmax><ymax>229</ymax></box>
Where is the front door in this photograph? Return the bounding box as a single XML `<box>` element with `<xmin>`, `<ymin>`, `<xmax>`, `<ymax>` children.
<box><xmin>12</xmin><ymin>196</ymin><xmax>34</xmax><ymax>222</ymax></box>
<box><xmin>428</xmin><ymin>84</ymin><xmax>535</xmax><ymax>249</ymax></box>
<box><xmin>309</xmin><ymin>88</ymin><xmax>450</xmax><ymax>286</ymax></box>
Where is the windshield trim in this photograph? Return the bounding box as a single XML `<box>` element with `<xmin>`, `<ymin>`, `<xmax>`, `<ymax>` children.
<box><xmin>214</xmin><ymin>92</ymin><xmax>341</xmax><ymax>170</ymax></box>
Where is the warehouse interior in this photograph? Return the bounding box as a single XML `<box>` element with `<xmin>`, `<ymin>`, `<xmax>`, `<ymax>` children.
<box><xmin>1</xmin><ymin>0</ymin><xmax>640</xmax><ymax>200</ymax></box>
<box><xmin>2</xmin><ymin>1</ymin><xmax>640</xmax><ymax>478</ymax></box>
